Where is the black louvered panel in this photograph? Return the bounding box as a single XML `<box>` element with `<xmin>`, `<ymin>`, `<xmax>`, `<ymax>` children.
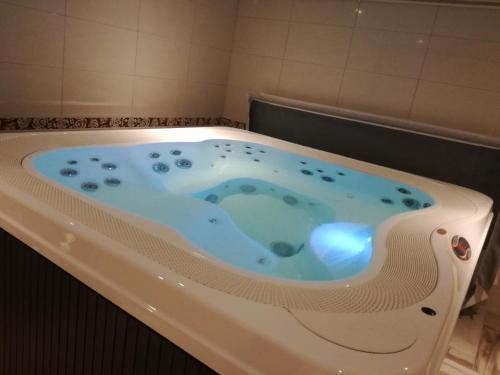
<box><xmin>0</xmin><ymin>228</ymin><xmax>218</xmax><ymax>375</ymax></box>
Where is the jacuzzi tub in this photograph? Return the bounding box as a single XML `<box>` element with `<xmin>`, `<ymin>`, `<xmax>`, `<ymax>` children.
<box><xmin>0</xmin><ymin>127</ymin><xmax>493</xmax><ymax>374</ymax></box>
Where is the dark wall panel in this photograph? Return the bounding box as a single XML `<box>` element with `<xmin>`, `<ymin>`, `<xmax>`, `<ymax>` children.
<box><xmin>0</xmin><ymin>228</ymin><xmax>217</xmax><ymax>375</ymax></box>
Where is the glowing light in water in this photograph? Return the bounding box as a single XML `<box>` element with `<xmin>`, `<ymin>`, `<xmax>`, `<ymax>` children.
<box><xmin>310</xmin><ymin>223</ymin><xmax>373</xmax><ymax>273</ymax></box>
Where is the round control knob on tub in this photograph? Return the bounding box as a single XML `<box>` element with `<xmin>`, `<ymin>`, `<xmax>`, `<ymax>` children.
<box><xmin>451</xmin><ymin>235</ymin><xmax>471</xmax><ymax>261</ymax></box>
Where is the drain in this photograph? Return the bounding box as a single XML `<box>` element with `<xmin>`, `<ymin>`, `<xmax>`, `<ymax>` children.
<box><xmin>283</xmin><ymin>195</ymin><xmax>298</xmax><ymax>206</ymax></box>
<box><xmin>152</xmin><ymin>162</ymin><xmax>169</xmax><ymax>174</ymax></box>
<box><xmin>381</xmin><ymin>197</ymin><xmax>394</xmax><ymax>204</ymax></box>
<box><xmin>270</xmin><ymin>242</ymin><xmax>302</xmax><ymax>257</ymax></box>
<box><xmin>397</xmin><ymin>187</ymin><xmax>411</xmax><ymax>195</ymax></box>
<box><xmin>205</xmin><ymin>194</ymin><xmax>218</xmax><ymax>204</ymax></box>
<box><xmin>175</xmin><ymin>158</ymin><xmax>192</xmax><ymax>169</ymax></box>
<box><xmin>101</xmin><ymin>162</ymin><xmax>117</xmax><ymax>170</ymax></box>
<box><xmin>81</xmin><ymin>182</ymin><xmax>98</xmax><ymax>192</ymax></box>
<box><xmin>402</xmin><ymin>198</ymin><xmax>421</xmax><ymax>209</ymax></box>
<box><xmin>240</xmin><ymin>184</ymin><xmax>256</xmax><ymax>193</ymax></box>
<box><xmin>257</xmin><ymin>257</ymin><xmax>268</xmax><ymax>265</ymax></box>
<box><xmin>421</xmin><ymin>307</ymin><xmax>436</xmax><ymax>316</ymax></box>
<box><xmin>60</xmin><ymin>168</ymin><xmax>78</xmax><ymax>177</ymax></box>
<box><xmin>104</xmin><ymin>177</ymin><xmax>121</xmax><ymax>187</ymax></box>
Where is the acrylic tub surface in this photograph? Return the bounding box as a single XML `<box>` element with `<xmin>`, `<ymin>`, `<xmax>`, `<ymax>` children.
<box><xmin>31</xmin><ymin>139</ymin><xmax>433</xmax><ymax>282</ymax></box>
<box><xmin>0</xmin><ymin>127</ymin><xmax>493</xmax><ymax>375</ymax></box>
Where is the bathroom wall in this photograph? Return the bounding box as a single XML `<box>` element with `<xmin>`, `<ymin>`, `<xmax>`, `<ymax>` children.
<box><xmin>1</xmin><ymin>0</ymin><xmax>499</xmax><ymax>137</ymax></box>
<box><xmin>223</xmin><ymin>0</ymin><xmax>500</xmax><ymax>137</ymax></box>
<box><xmin>0</xmin><ymin>0</ymin><xmax>237</xmax><ymax>118</ymax></box>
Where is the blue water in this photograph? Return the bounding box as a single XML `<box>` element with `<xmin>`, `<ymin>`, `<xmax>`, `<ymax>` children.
<box><xmin>32</xmin><ymin>139</ymin><xmax>434</xmax><ymax>281</ymax></box>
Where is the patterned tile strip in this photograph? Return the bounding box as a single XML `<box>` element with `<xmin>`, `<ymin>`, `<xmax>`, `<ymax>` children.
<box><xmin>0</xmin><ymin>117</ymin><xmax>246</xmax><ymax>131</ymax></box>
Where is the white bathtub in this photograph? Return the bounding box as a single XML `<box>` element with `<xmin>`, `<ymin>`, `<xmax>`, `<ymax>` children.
<box><xmin>0</xmin><ymin>127</ymin><xmax>493</xmax><ymax>374</ymax></box>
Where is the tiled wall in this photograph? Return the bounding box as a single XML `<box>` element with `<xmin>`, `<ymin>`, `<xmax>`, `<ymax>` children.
<box><xmin>0</xmin><ymin>0</ymin><xmax>237</xmax><ymax>118</ymax></box>
<box><xmin>2</xmin><ymin>0</ymin><xmax>499</xmax><ymax>137</ymax></box>
<box><xmin>223</xmin><ymin>0</ymin><xmax>500</xmax><ymax>137</ymax></box>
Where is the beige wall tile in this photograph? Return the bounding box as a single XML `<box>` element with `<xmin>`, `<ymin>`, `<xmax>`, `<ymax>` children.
<box><xmin>285</xmin><ymin>22</ymin><xmax>352</xmax><ymax>67</ymax></box>
<box><xmin>132</xmin><ymin>76</ymin><xmax>186</xmax><ymax>117</ymax></box>
<box><xmin>65</xmin><ymin>18</ymin><xmax>137</xmax><ymax>75</ymax></box>
<box><xmin>223</xmin><ymin>85</ymin><xmax>250</xmax><ymax>123</ymax></box>
<box><xmin>66</xmin><ymin>0</ymin><xmax>141</xmax><ymax>30</ymax></box>
<box><xmin>425</xmin><ymin>35</ymin><xmax>500</xmax><ymax>62</ymax></box>
<box><xmin>291</xmin><ymin>0</ymin><xmax>358</xmax><ymax>27</ymax></box>
<box><xmin>1</xmin><ymin>0</ymin><xmax>65</xmax><ymax>14</ymax></box>
<box><xmin>0</xmin><ymin>63</ymin><xmax>62</xmax><ymax>116</ymax></box>
<box><xmin>422</xmin><ymin>37</ymin><xmax>500</xmax><ymax>92</ymax></box>
<box><xmin>0</xmin><ymin>3</ymin><xmax>64</xmax><ymax>67</ymax></box>
<box><xmin>63</xmin><ymin>69</ymin><xmax>133</xmax><ymax>116</ymax></box>
<box><xmin>238</xmin><ymin>0</ymin><xmax>293</xmax><ymax>20</ymax></box>
<box><xmin>135</xmin><ymin>33</ymin><xmax>190</xmax><ymax>80</ymax></box>
<box><xmin>338</xmin><ymin>70</ymin><xmax>417</xmax><ymax>117</ymax></box>
<box><xmin>192</xmin><ymin>5</ymin><xmax>236</xmax><ymax>50</ymax></box>
<box><xmin>233</xmin><ymin>17</ymin><xmax>289</xmax><ymax>58</ymax></box>
<box><xmin>184</xmin><ymin>83</ymin><xmax>226</xmax><ymax>116</ymax></box>
<box><xmin>357</xmin><ymin>1</ymin><xmax>437</xmax><ymax>34</ymax></box>
<box><xmin>139</xmin><ymin>0</ymin><xmax>195</xmax><ymax>42</ymax></box>
<box><xmin>188</xmin><ymin>46</ymin><xmax>231</xmax><ymax>85</ymax></box>
<box><xmin>278</xmin><ymin>61</ymin><xmax>343</xmax><ymax>105</ymax></box>
<box><xmin>434</xmin><ymin>7</ymin><xmax>500</xmax><ymax>42</ymax></box>
<box><xmin>347</xmin><ymin>29</ymin><xmax>428</xmax><ymax>78</ymax></box>
<box><xmin>410</xmin><ymin>81</ymin><xmax>500</xmax><ymax>135</ymax></box>
<box><xmin>195</xmin><ymin>0</ymin><xmax>238</xmax><ymax>16</ymax></box>
<box><xmin>227</xmin><ymin>52</ymin><xmax>282</xmax><ymax>91</ymax></box>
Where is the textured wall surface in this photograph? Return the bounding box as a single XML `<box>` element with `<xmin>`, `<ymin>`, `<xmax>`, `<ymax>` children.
<box><xmin>223</xmin><ymin>0</ymin><xmax>500</xmax><ymax>137</ymax></box>
<box><xmin>0</xmin><ymin>0</ymin><xmax>237</xmax><ymax>118</ymax></box>
<box><xmin>1</xmin><ymin>0</ymin><xmax>499</xmax><ymax>137</ymax></box>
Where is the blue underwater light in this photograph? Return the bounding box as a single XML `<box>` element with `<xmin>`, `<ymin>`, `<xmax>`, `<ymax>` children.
<box><xmin>310</xmin><ymin>223</ymin><xmax>373</xmax><ymax>274</ymax></box>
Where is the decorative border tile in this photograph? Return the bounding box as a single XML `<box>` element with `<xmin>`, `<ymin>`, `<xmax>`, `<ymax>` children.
<box><xmin>217</xmin><ymin>117</ymin><xmax>248</xmax><ymax>130</ymax></box>
<box><xmin>0</xmin><ymin>117</ymin><xmax>246</xmax><ymax>131</ymax></box>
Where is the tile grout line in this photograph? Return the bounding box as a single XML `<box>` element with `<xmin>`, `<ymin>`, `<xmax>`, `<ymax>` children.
<box><xmin>237</xmin><ymin>12</ymin><xmax>500</xmax><ymax>43</ymax></box>
<box><xmin>218</xmin><ymin>9</ymin><xmax>238</xmax><ymax>89</ymax></box>
<box><xmin>364</xmin><ymin>0</ymin><xmax>500</xmax><ymax>10</ymax></box>
<box><xmin>185</xmin><ymin>4</ymin><xmax>198</xmax><ymax>86</ymax></box>
<box><xmin>61</xmin><ymin>14</ymin><xmax>138</xmax><ymax>32</ymax></box>
<box><xmin>222</xmin><ymin>48</ymin><xmax>500</xmax><ymax>94</ymax></box>
<box><xmin>183</xmin><ymin>3</ymin><xmax>199</xmax><ymax>118</ymax></box>
<box><xmin>56</xmin><ymin>12</ymin><xmax>500</xmax><ymax>46</ymax></box>
<box><xmin>130</xmin><ymin>0</ymin><xmax>143</xmax><ymax>118</ymax></box>
<box><xmin>5</xmin><ymin>56</ymin><xmax>495</xmax><ymax>95</ymax></box>
<box><xmin>0</xmin><ymin>0</ymin><xmax>151</xmax><ymax>34</ymax></box>
<box><xmin>275</xmin><ymin>1</ymin><xmax>294</xmax><ymax>97</ymax></box>
<box><xmin>495</xmin><ymin>117</ymin><xmax>500</xmax><ymax>137</ymax></box>
<box><xmin>0</xmin><ymin>61</ymin><xmax>63</xmax><ymax>70</ymax></box>
<box><xmin>220</xmin><ymin>0</ymin><xmax>240</xmax><ymax>120</ymax></box>
<box><xmin>59</xmin><ymin>0</ymin><xmax>68</xmax><ymax>117</ymax></box>
<box><xmin>0</xmin><ymin>0</ymin><xmax>65</xmax><ymax>16</ymax></box>
<box><xmin>334</xmin><ymin>0</ymin><xmax>362</xmax><ymax>107</ymax></box>
<box><xmin>406</xmin><ymin>4</ymin><xmax>440</xmax><ymax>120</ymax></box>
